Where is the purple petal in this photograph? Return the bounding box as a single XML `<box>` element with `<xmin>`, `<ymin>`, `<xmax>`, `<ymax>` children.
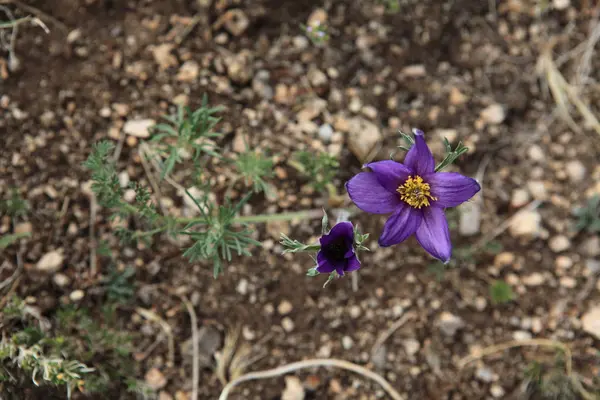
<box><xmin>378</xmin><ymin>203</ymin><xmax>422</xmax><ymax>247</ymax></box>
<box><xmin>320</xmin><ymin>221</ymin><xmax>354</xmax><ymax>247</ymax></box>
<box><xmin>404</xmin><ymin>130</ymin><xmax>435</xmax><ymax>176</ymax></box>
<box><xmin>415</xmin><ymin>207</ymin><xmax>451</xmax><ymax>263</ymax></box>
<box><xmin>316</xmin><ymin>251</ymin><xmax>335</xmax><ymax>273</ymax></box>
<box><xmin>366</xmin><ymin>160</ymin><xmax>413</xmax><ymax>193</ymax></box>
<box><xmin>346</xmin><ymin>172</ymin><xmax>401</xmax><ymax>214</ymax></box>
<box><xmin>426</xmin><ymin>172</ymin><xmax>481</xmax><ymax>208</ymax></box>
<box><xmin>345</xmin><ymin>255</ymin><xmax>361</xmax><ymax>273</ymax></box>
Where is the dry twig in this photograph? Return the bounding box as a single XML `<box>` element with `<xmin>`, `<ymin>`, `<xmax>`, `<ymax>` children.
<box><xmin>180</xmin><ymin>296</ymin><xmax>199</xmax><ymax>400</ymax></box>
<box><xmin>370</xmin><ymin>312</ymin><xmax>417</xmax><ymax>361</ymax></box>
<box><xmin>135</xmin><ymin>307</ymin><xmax>175</xmax><ymax>367</ymax></box>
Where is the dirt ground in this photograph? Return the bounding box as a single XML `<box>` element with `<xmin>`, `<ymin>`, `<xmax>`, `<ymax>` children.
<box><xmin>1</xmin><ymin>0</ymin><xmax>600</xmax><ymax>399</ymax></box>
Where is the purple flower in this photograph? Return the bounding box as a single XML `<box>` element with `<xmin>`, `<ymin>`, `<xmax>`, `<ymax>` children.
<box><xmin>316</xmin><ymin>221</ymin><xmax>361</xmax><ymax>276</ymax></box>
<box><xmin>346</xmin><ymin>129</ymin><xmax>480</xmax><ymax>263</ymax></box>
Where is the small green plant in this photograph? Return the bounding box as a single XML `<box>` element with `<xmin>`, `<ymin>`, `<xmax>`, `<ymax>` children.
<box><xmin>301</xmin><ymin>21</ymin><xmax>329</xmax><ymax>45</ymax></box>
<box><xmin>0</xmin><ymin>189</ymin><xmax>29</xmax><ymax>218</ymax></box>
<box><xmin>573</xmin><ymin>195</ymin><xmax>600</xmax><ymax>233</ymax></box>
<box><xmin>234</xmin><ymin>148</ymin><xmax>275</xmax><ymax>195</ymax></box>
<box><xmin>379</xmin><ymin>0</ymin><xmax>400</xmax><ymax>13</ymax></box>
<box><xmin>490</xmin><ymin>280</ymin><xmax>515</xmax><ymax>305</ymax></box>
<box><xmin>150</xmin><ymin>96</ymin><xmax>224</xmax><ymax>179</ymax></box>
<box><xmin>102</xmin><ymin>265</ymin><xmax>136</xmax><ymax>304</ymax></box>
<box><xmin>291</xmin><ymin>150</ymin><xmax>339</xmax><ymax>192</ymax></box>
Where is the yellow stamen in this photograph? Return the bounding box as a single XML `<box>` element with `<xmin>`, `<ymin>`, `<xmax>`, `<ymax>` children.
<box><xmin>397</xmin><ymin>176</ymin><xmax>437</xmax><ymax>209</ymax></box>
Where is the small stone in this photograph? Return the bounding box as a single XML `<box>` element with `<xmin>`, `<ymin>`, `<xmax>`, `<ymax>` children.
<box><xmin>53</xmin><ymin>273</ymin><xmax>70</xmax><ymax>287</ymax></box>
<box><xmin>511</xmin><ymin>189</ymin><xmax>530</xmax><ymax>208</ymax></box>
<box><xmin>523</xmin><ymin>273</ymin><xmax>545</xmax><ymax>286</ymax></box>
<box><xmin>490</xmin><ymin>384</ymin><xmax>505</xmax><ymax>398</ymax></box>
<box><xmin>361</xmin><ymin>105</ymin><xmax>378</xmax><ymax>119</ymax></box>
<box><xmin>475</xmin><ymin>366</ymin><xmax>495</xmax><ymax>383</ymax></box>
<box><xmin>176</xmin><ymin>61</ymin><xmax>199</xmax><ymax>82</ymax></box>
<box><xmin>278</xmin><ymin>300</ymin><xmax>293</xmax><ymax>315</ymax></box>
<box><xmin>282</xmin><ymin>376</ymin><xmax>305</xmax><ymax>400</ymax></box>
<box><xmin>159</xmin><ymin>392</ymin><xmax>174</xmax><ymax>400</ymax></box>
<box><xmin>581</xmin><ymin>236</ymin><xmax>600</xmax><ymax>257</ymax></box>
<box><xmin>349</xmin><ymin>305</ymin><xmax>362</xmax><ymax>319</ymax></box>
<box><xmin>553</xmin><ymin>0</ymin><xmax>570</xmax><ymax>10</ymax></box>
<box><xmin>282</xmin><ymin>317</ymin><xmax>295</xmax><ymax>332</ymax></box>
<box><xmin>123</xmin><ymin>119</ymin><xmax>155</xmax><ymax>138</ymax></box>
<box><xmin>480</xmin><ymin>104</ymin><xmax>506</xmax><ymax>125</ymax></box>
<box><xmin>216</xmin><ymin>9</ymin><xmax>249</xmax><ymax>36</ymax></box>
<box><xmin>509</xmin><ymin>210</ymin><xmax>542</xmax><ymax>238</ymax></box>
<box><xmin>150</xmin><ymin>44</ymin><xmax>177</xmax><ymax>70</ymax></box>
<box><xmin>14</xmin><ymin>222</ymin><xmax>32</xmax><ymax>235</ymax></box>
<box><xmin>118</xmin><ymin>171</ymin><xmax>130</xmax><ymax>188</ymax></box>
<box><xmin>69</xmin><ymin>289</ymin><xmax>85</xmax><ymax>302</ymax></box>
<box><xmin>549</xmin><ymin>235</ymin><xmax>571</xmax><ymax>253</ymax></box>
<box><xmin>565</xmin><ymin>160</ymin><xmax>585</xmax><ymax>182</ymax></box>
<box><xmin>308</xmin><ymin>67</ymin><xmax>327</xmax><ymax>87</ymax></box>
<box><xmin>555</xmin><ymin>256</ymin><xmax>573</xmax><ymax>269</ymax></box>
<box><xmin>99</xmin><ymin>107</ymin><xmax>111</xmax><ymax>118</ymax></box>
<box><xmin>528</xmin><ymin>145</ymin><xmax>545</xmax><ymax>162</ymax></box>
<box><xmin>307</xmin><ymin>8</ymin><xmax>328</xmax><ymax>26</ymax></box>
<box><xmin>403</xmin><ymin>339</ymin><xmax>420</xmax><ymax>356</ymax></box>
<box><xmin>145</xmin><ymin>368</ymin><xmax>167</xmax><ymax>390</ymax></box>
<box><xmin>512</xmin><ymin>330</ymin><xmax>532</xmax><ymax>341</ymax></box>
<box><xmin>494</xmin><ymin>252</ymin><xmax>515</xmax><ymax>268</ymax></box>
<box><xmin>347</xmin><ymin>117</ymin><xmax>382</xmax><ymax>162</ymax></box>
<box><xmin>318</xmin><ymin>124</ymin><xmax>334</xmax><ymax>142</ymax></box>
<box><xmin>236</xmin><ymin>278</ymin><xmax>248</xmax><ymax>295</ymax></box>
<box><xmin>559</xmin><ymin>276</ymin><xmax>577</xmax><ymax>288</ymax></box>
<box><xmin>582</xmin><ymin>305</ymin><xmax>600</xmax><ymax>339</ymax></box>
<box><xmin>458</xmin><ymin>201</ymin><xmax>481</xmax><ymax>236</ymax></box>
<box><xmin>341</xmin><ymin>336</ymin><xmax>354</xmax><ymax>349</ymax></box>
<box><xmin>436</xmin><ymin>129</ymin><xmax>458</xmax><ymax>143</ymax></box>
<box><xmin>437</xmin><ymin>312</ymin><xmax>464</xmax><ymax>336</ymax></box>
<box><xmin>527</xmin><ymin>181</ymin><xmax>548</xmax><ymax>200</ymax></box>
<box><xmin>449</xmin><ymin>87</ymin><xmax>468</xmax><ymax>105</ymax></box>
<box><xmin>36</xmin><ymin>250</ymin><xmax>64</xmax><ymax>274</ymax></box>
<box><xmin>475</xmin><ymin>297</ymin><xmax>487</xmax><ymax>311</ymax></box>
<box><xmin>401</xmin><ymin>64</ymin><xmax>426</xmax><ymax>77</ymax></box>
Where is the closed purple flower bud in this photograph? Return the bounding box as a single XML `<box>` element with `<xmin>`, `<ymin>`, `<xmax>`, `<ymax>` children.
<box><xmin>316</xmin><ymin>221</ymin><xmax>361</xmax><ymax>276</ymax></box>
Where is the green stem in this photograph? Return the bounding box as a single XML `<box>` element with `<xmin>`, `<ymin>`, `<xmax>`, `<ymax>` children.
<box><xmin>233</xmin><ymin>209</ymin><xmax>323</xmax><ymax>224</ymax></box>
<box><xmin>131</xmin><ymin>226</ymin><xmax>167</xmax><ymax>239</ymax></box>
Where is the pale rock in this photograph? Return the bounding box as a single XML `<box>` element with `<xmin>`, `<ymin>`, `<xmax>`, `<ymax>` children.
<box><xmin>581</xmin><ymin>305</ymin><xmax>600</xmax><ymax>339</ymax></box>
<box><xmin>159</xmin><ymin>391</ymin><xmax>173</xmax><ymax>400</ymax></box>
<box><xmin>308</xmin><ymin>67</ymin><xmax>327</xmax><ymax>87</ymax></box>
<box><xmin>347</xmin><ymin>117</ymin><xmax>382</xmax><ymax>162</ymax></box>
<box><xmin>150</xmin><ymin>44</ymin><xmax>177</xmax><ymax>70</ymax></box>
<box><xmin>527</xmin><ymin>181</ymin><xmax>548</xmax><ymax>200</ymax></box>
<box><xmin>555</xmin><ymin>256</ymin><xmax>573</xmax><ymax>269</ymax></box>
<box><xmin>296</xmin><ymin>98</ymin><xmax>327</xmax><ymax>122</ymax></box>
<box><xmin>278</xmin><ymin>300</ymin><xmax>293</xmax><ymax>315</ymax></box>
<box><xmin>318</xmin><ymin>124</ymin><xmax>334</xmax><ymax>142</ymax></box>
<box><xmin>282</xmin><ymin>376</ymin><xmax>305</xmax><ymax>400</ymax></box>
<box><xmin>449</xmin><ymin>87</ymin><xmax>468</xmax><ymax>105</ymax></box>
<box><xmin>341</xmin><ymin>336</ymin><xmax>354</xmax><ymax>349</ymax></box>
<box><xmin>282</xmin><ymin>317</ymin><xmax>295</xmax><ymax>332</ymax></box>
<box><xmin>176</xmin><ymin>61</ymin><xmax>199</xmax><ymax>82</ymax></box>
<box><xmin>236</xmin><ymin>278</ymin><xmax>248</xmax><ymax>295</ymax></box>
<box><xmin>123</xmin><ymin>119</ymin><xmax>155</xmax><ymax>138</ymax></box>
<box><xmin>145</xmin><ymin>368</ymin><xmax>167</xmax><ymax>390</ymax></box>
<box><xmin>549</xmin><ymin>235</ymin><xmax>570</xmax><ymax>253</ymax></box>
<box><xmin>475</xmin><ymin>297</ymin><xmax>488</xmax><ymax>311</ymax></box>
<box><xmin>523</xmin><ymin>272</ymin><xmax>545</xmax><ymax>286</ymax></box>
<box><xmin>475</xmin><ymin>366</ymin><xmax>495</xmax><ymax>383</ymax></box>
<box><xmin>403</xmin><ymin>339</ymin><xmax>420</xmax><ymax>356</ymax></box>
<box><xmin>307</xmin><ymin>8</ymin><xmax>328</xmax><ymax>26</ymax></box>
<box><xmin>53</xmin><ymin>273</ymin><xmax>70</xmax><ymax>287</ymax></box>
<box><xmin>225</xmin><ymin>51</ymin><xmax>253</xmax><ymax>84</ymax></box>
<box><xmin>458</xmin><ymin>201</ymin><xmax>481</xmax><ymax>236</ymax></box>
<box><xmin>437</xmin><ymin>312</ymin><xmax>464</xmax><ymax>336</ymax></box>
<box><xmin>401</xmin><ymin>64</ymin><xmax>426</xmax><ymax>77</ymax></box>
<box><xmin>494</xmin><ymin>252</ymin><xmax>515</xmax><ymax>268</ymax></box>
<box><xmin>511</xmin><ymin>188</ymin><xmax>530</xmax><ymax>208</ymax></box>
<box><xmin>581</xmin><ymin>236</ymin><xmax>599</xmax><ymax>257</ymax></box>
<box><xmin>512</xmin><ymin>330</ymin><xmax>532</xmax><ymax>340</ymax></box>
<box><xmin>509</xmin><ymin>210</ymin><xmax>542</xmax><ymax>238</ymax></box>
<box><xmin>528</xmin><ymin>145</ymin><xmax>545</xmax><ymax>162</ymax></box>
<box><xmin>553</xmin><ymin>0</ymin><xmax>570</xmax><ymax>10</ymax></box>
<box><xmin>69</xmin><ymin>290</ymin><xmax>85</xmax><ymax>302</ymax></box>
<box><xmin>480</xmin><ymin>104</ymin><xmax>506</xmax><ymax>125</ymax></box>
<box><xmin>36</xmin><ymin>250</ymin><xmax>64</xmax><ymax>274</ymax></box>
<box><xmin>436</xmin><ymin>129</ymin><xmax>458</xmax><ymax>143</ymax></box>
<box><xmin>361</xmin><ymin>105</ymin><xmax>378</xmax><ymax>119</ymax></box>
<box><xmin>349</xmin><ymin>305</ymin><xmax>362</xmax><ymax>319</ymax></box>
<box><xmin>216</xmin><ymin>9</ymin><xmax>249</xmax><ymax>36</ymax></box>
<box><xmin>565</xmin><ymin>160</ymin><xmax>585</xmax><ymax>182</ymax></box>
<box><xmin>490</xmin><ymin>384</ymin><xmax>505</xmax><ymax>398</ymax></box>
<box><xmin>559</xmin><ymin>276</ymin><xmax>577</xmax><ymax>288</ymax></box>
<box><xmin>118</xmin><ymin>171</ymin><xmax>130</xmax><ymax>188</ymax></box>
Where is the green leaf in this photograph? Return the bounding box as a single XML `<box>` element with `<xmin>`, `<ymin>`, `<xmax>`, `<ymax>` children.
<box><xmin>307</xmin><ymin>267</ymin><xmax>319</xmax><ymax>277</ymax></box>
<box><xmin>490</xmin><ymin>280</ymin><xmax>515</xmax><ymax>305</ymax></box>
<box><xmin>321</xmin><ymin>211</ymin><xmax>329</xmax><ymax>235</ymax></box>
<box><xmin>0</xmin><ymin>232</ymin><xmax>31</xmax><ymax>250</ymax></box>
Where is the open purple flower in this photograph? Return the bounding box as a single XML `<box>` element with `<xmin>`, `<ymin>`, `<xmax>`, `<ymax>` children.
<box><xmin>346</xmin><ymin>129</ymin><xmax>480</xmax><ymax>263</ymax></box>
<box><xmin>316</xmin><ymin>221</ymin><xmax>361</xmax><ymax>276</ymax></box>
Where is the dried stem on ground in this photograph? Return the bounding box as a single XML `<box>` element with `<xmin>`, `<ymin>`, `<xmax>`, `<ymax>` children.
<box><xmin>179</xmin><ymin>296</ymin><xmax>199</xmax><ymax>400</ymax></box>
<box><xmin>135</xmin><ymin>307</ymin><xmax>175</xmax><ymax>368</ymax></box>
<box><xmin>218</xmin><ymin>358</ymin><xmax>405</xmax><ymax>400</ymax></box>
<box><xmin>370</xmin><ymin>312</ymin><xmax>417</xmax><ymax>361</ymax></box>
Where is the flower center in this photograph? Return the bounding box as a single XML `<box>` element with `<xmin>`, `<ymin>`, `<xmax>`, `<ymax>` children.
<box><xmin>327</xmin><ymin>239</ymin><xmax>347</xmax><ymax>261</ymax></box>
<box><xmin>397</xmin><ymin>175</ymin><xmax>437</xmax><ymax>209</ymax></box>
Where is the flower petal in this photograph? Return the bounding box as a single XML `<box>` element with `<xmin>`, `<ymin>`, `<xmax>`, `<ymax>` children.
<box><xmin>404</xmin><ymin>129</ymin><xmax>435</xmax><ymax>176</ymax></box>
<box><xmin>378</xmin><ymin>203</ymin><xmax>422</xmax><ymax>247</ymax></box>
<box><xmin>426</xmin><ymin>172</ymin><xmax>481</xmax><ymax>208</ymax></box>
<box><xmin>366</xmin><ymin>160</ymin><xmax>413</xmax><ymax>193</ymax></box>
<box><xmin>316</xmin><ymin>251</ymin><xmax>335</xmax><ymax>273</ymax></box>
<box><xmin>346</xmin><ymin>172</ymin><xmax>401</xmax><ymax>214</ymax></box>
<box><xmin>415</xmin><ymin>206</ymin><xmax>451</xmax><ymax>262</ymax></box>
<box><xmin>345</xmin><ymin>255</ymin><xmax>361</xmax><ymax>273</ymax></box>
<box><xmin>320</xmin><ymin>221</ymin><xmax>354</xmax><ymax>247</ymax></box>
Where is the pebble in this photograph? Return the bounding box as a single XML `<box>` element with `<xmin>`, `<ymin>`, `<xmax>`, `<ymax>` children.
<box><xmin>581</xmin><ymin>305</ymin><xmax>600</xmax><ymax>339</ymax></box>
<box><xmin>559</xmin><ymin>276</ymin><xmax>577</xmax><ymax>288</ymax></box>
<box><xmin>490</xmin><ymin>384</ymin><xmax>505</xmax><ymax>398</ymax></box>
<box><xmin>53</xmin><ymin>273</ymin><xmax>70</xmax><ymax>287</ymax></box>
<box><xmin>555</xmin><ymin>255</ymin><xmax>573</xmax><ymax>269</ymax></box>
<box><xmin>458</xmin><ymin>201</ymin><xmax>481</xmax><ymax>236</ymax></box>
<box><xmin>217</xmin><ymin>9</ymin><xmax>249</xmax><ymax>36</ymax></box>
<box><xmin>308</xmin><ymin>67</ymin><xmax>327</xmax><ymax>87</ymax></box>
<box><xmin>176</xmin><ymin>60</ymin><xmax>199</xmax><ymax>82</ymax></box>
<box><xmin>523</xmin><ymin>273</ymin><xmax>545</xmax><ymax>286</ymax></box>
<box><xmin>480</xmin><ymin>104</ymin><xmax>505</xmax><ymax>125</ymax></box>
<box><xmin>475</xmin><ymin>366</ymin><xmax>495</xmax><ymax>383</ymax></box>
<box><xmin>36</xmin><ymin>250</ymin><xmax>64</xmax><ymax>274</ymax></box>
<box><xmin>449</xmin><ymin>87</ymin><xmax>467</xmax><ymax>105</ymax></box>
<box><xmin>512</xmin><ymin>330</ymin><xmax>532</xmax><ymax>340</ymax></box>
<box><xmin>475</xmin><ymin>297</ymin><xmax>488</xmax><ymax>311</ymax></box>
<box><xmin>553</xmin><ymin>0</ymin><xmax>570</xmax><ymax>10</ymax></box>
<box><xmin>278</xmin><ymin>300</ymin><xmax>293</xmax><ymax>315</ymax></box>
<box><xmin>145</xmin><ymin>368</ymin><xmax>167</xmax><ymax>390</ymax></box>
<box><xmin>494</xmin><ymin>252</ymin><xmax>515</xmax><ymax>268</ymax></box>
<box><xmin>69</xmin><ymin>289</ymin><xmax>85</xmax><ymax>302</ymax></box>
<box><xmin>581</xmin><ymin>236</ymin><xmax>600</xmax><ymax>257</ymax></box>
<box><xmin>510</xmin><ymin>188</ymin><xmax>530</xmax><ymax>208</ymax></box>
<box><xmin>565</xmin><ymin>160</ymin><xmax>586</xmax><ymax>182</ymax></box>
<box><xmin>509</xmin><ymin>210</ymin><xmax>542</xmax><ymax>238</ymax></box>
<box><xmin>349</xmin><ymin>305</ymin><xmax>362</xmax><ymax>319</ymax></box>
<box><xmin>236</xmin><ymin>278</ymin><xmax>248</xmax><ymax>295</ymax></box>
<box><xmin>281</xmin><ymin>376</ymin><xmax>305</xmax><ymax>400</ymax></box>
<box><xmin>318</xmin><ymin>124</ymin><xmax>334</xmax><ymax>142</ymax></box>
<box><xmin>123</xmin><ymin>119</ymin><xmax>155</xmax><ymax>138</ymax></box>
<box><xmin>528</xmin><ymin>145</ymin><xmax>545</xmax><ymax>162</ymax></box>
<box><xmin>437</xmin><ymin>312</ymin><xmax>464</xmax><ymax>337</ymax></box>
<box><xmin>527</xmin><ymin>181</ymin><xmax>548</xmax><ymax>200</ymax></box>
<box><xmin>549</xmin><ymin>235</ymin><xmax>571</xmax><ymax>253</ymax></box>
<box><xmin>403</xmin><ymin>339</ymin><xmax>420</xmax><ymax>356</ymax></box>
<box><xmin>341</xmin><ymin>336</ymin><xmax>354</xmax><ymax>349</ymax></box>
<box><xmin>281</xmin><ymin>317</ymin><xmax>295</xmax><ymax>332</ymax></box>
<box><xmin>347</xmin><ymin>117</ymin><xmax>382</xmax><ymax>162</ymax></box>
